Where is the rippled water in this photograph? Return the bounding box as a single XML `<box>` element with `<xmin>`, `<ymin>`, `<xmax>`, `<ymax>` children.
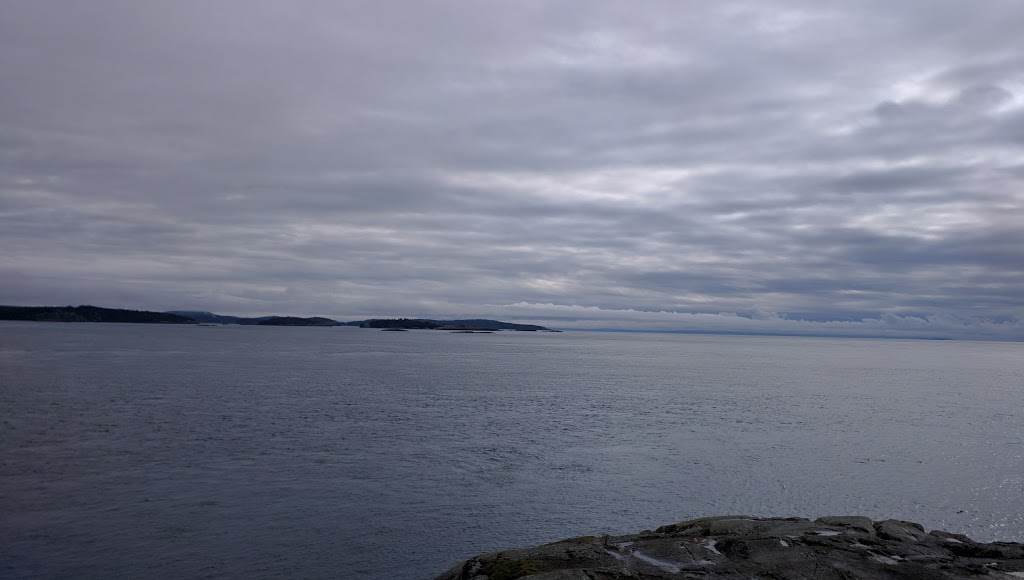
<box><xmin>1</xmin><ymin>322</ymin><xmax>1022</xmax><ymax>578</ymax></box>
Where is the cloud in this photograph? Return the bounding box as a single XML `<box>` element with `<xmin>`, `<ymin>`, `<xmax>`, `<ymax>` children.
<box><xmin>1</xmin><ymin>0</ymin><xmax>1022</xmax><ymax>339</ymax></box>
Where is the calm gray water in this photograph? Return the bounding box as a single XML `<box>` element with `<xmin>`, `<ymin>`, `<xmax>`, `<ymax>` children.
<box><xmin>1</xmin><ymin>322</ymin><xmax>1022</xmax><ymax>579</ymax></box>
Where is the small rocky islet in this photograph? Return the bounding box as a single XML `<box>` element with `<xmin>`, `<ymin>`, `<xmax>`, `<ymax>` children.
<box><xmin>435</xmin><ymin>515</ymin><xmax>1024</xmax><ymax>579</ymax></box>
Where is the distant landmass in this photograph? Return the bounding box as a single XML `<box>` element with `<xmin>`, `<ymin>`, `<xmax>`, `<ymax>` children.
<box><xmin>165</xmin><ymin>311</ymin><xmax>266</xmax><ymax>324</ymax></box>
<box><xmin>345</xmin><ymin>318</ymin><xmax>553</xmax><ymax>331</ymax></box>
<box><xmin>0</xmin><ymin>306</ymin><xmax>553</xmax><ymax>330</ymax></box>
<box><xmin>166</xmin><ymin>311</ymin><xmax>340</xmax><ymax>326</ymax></box>
<box><xmin>0</xmin><ymin>305</ymin><xmax>196</xmax><ymax>324</ymax></box>
<box><xmin>174</xmin><ymin>312</ymin><xmax>552</xmax><ymax>330</ymax></box>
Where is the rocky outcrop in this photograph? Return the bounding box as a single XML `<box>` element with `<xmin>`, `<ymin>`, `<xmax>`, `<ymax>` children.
<box><xmin>435</xmin><ymin>516</ymin><xmax>1024</xmax><ymax>579</ymax></box>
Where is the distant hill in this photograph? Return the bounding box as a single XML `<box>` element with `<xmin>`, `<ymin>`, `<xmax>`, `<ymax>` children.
<box><xmin>0</xmin><ymin>305</ymin><xmax>196</xmax><ymax>324</ymax></box>
<box><xmin>165</xmin><ymin>310</ymin><xmax>260</xmax><ymax>324</ymax></box>
<box><xmin>166</xmin><ymin>311</ymin><xmax>342</xmax><ymax>326</ymax></box>
<box><xmin>346</xmin><ymin>318</ymin><xmax>551</xmax><ymax>331</ymax></box>
<box><xmin>442</xmin><ymin>319</ymin><xmax>551</xmax><ymax>331</ymax></box>
<box><xmin>0</xmin><ymin>306</ymin><xmax>550</xmax><ymax>330</ymax></box>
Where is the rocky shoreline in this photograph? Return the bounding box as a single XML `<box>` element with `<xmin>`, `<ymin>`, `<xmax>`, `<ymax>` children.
<box><xmin>435</xmin><ymin>516</ymin><xmax>1024</xmax><ymax>579</ymax></box>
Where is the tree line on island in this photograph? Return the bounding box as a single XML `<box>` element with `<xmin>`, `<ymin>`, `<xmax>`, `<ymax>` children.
<box><xmin>0</xmin><ymin>305</ymin><xmax>195</xmax><ymax>324</ymax></box>
<box><xmin>0</xmin><ymin>305</ymin><xmax>555</xmax><ymax>331</ymax></box>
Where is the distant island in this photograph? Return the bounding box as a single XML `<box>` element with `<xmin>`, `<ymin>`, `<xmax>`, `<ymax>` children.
<box><xmin>167</xmin><ymin>311</ymin><xmax>341</xmax><ymax>326</ymax></box>
<box><xmin>174</xmin><ymin>312</ymin><xmax>554</xmax><ymax>330</ymax></box>
<box><xmin>1</xmin><ymin>306</ymin><xmax>555</xmax><ymax>331</ymax></box>
<box><xmin>346</xmin><ymin>318</ymin><xmax>553</xmax><ymax>331</ymax></box>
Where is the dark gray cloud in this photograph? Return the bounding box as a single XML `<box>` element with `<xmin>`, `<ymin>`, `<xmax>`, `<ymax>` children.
<box><xmin>2</xmin><ymin>0</ymin><xmax>1022</xmax><ymax>339</ymax></box>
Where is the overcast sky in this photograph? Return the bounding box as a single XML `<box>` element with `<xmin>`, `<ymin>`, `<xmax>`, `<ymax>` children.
<box><xmin>2</xmin><ymin>1</ymin><xmax>1022</xmax><ymax>339</ymax></box>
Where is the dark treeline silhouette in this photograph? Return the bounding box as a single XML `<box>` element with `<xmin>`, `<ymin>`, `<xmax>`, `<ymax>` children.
<box><xmin>351</xmin><ymin>318</ymin><xmax>550</xmax><ymax>331</ymax></box>
<box><xmin>1</xmin><ymin>306</ymin><xmax>553</xmax><ymax>330</ymax></box>
<box><xmin>0</xmin><ymin>305</ymin><xmax>196</xmax><ymax>324</ymax></box>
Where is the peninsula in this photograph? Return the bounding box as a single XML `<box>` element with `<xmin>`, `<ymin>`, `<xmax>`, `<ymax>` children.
<box><xmin>0</xmin><ymin>305</ymin><xmax>196</xmax><ymax>324</ymax></box>
<box><xmin>435</xmin><ymin>515</ymin><xmax>1024</xmax><ymax>579</ymax></box>
<box><xmin>346</xmin><ymin>318</ymin><xmax>552</xmax><ymax>331</ymax></box>
<box><xmin>166</xmin><ymin>311</ymin><xmax>341</xmax><ymax>326</ymax></box>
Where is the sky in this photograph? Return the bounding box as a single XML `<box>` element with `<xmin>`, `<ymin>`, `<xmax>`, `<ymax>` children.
<box><xmin>2</xmin><ymin>1</ymin><xmax>1022</xmax><ymax>339</ymax></box>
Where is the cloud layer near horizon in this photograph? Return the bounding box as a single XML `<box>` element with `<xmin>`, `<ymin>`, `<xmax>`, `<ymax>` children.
<box><xmin>2</xmin><ymin>1</ymin><xmax>1022</xmax><ymax>338</ymax></box>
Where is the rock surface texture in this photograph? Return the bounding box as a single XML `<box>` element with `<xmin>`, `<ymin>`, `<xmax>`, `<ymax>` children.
<box><xmin>435</xmin><ymin>516</ymin><xmax>1024</xmax><ymax>579</ymax></box>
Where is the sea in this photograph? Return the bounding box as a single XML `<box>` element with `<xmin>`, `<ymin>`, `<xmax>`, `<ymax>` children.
<box><xmin>1</xmin><ymin>321</ymin><xmax>1022</xmax><ymax>579</ymax></box>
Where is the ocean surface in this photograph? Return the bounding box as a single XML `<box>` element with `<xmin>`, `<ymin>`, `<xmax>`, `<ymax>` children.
<box><xmin>1</xmin><ymin>322</ymin><xmax>1022</xmax><ymax>579</ymax></box>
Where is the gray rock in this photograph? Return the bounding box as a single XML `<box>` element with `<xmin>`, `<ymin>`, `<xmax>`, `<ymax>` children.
<box><xmin>875</xmin><ymin>518</ymin><xmax>927</xmax><ymax>542</ymax></box>
<box><xmin>815</xmin><ymin>515</ymin><xmax>876</xmax><ymax>534</ymax></box>
<box><xmin>434</xmin><ymin>516</ymin><xmax>1024</xmax><ymax>579</ymax></box>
